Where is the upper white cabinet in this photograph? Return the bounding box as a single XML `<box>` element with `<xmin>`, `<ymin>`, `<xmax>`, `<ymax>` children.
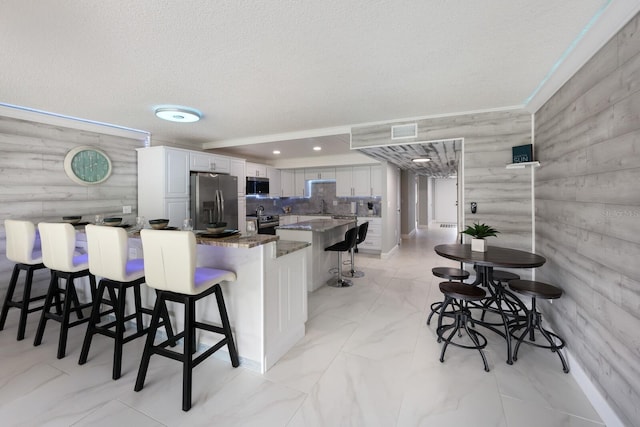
<box><xmin>280</xmin><ymin>169</ymin><xmax>294</xmax><ymax>197</ymax></box>
<box><xmin>280</xmin><ymin>169</ymin><xmax>305</xmax><ymax>197</ymax></box>
<box><xmin>304</xmin><ymin>167</ymin><xmax>336</xmax><ymax>181</ymax></box>
<box><xmin>161</xmin><ymin>147</ymin><xmax>190</xmax><ymax>198</ymax></box>
<box><xmin>189</xmin><ymin>152</ymin><xmax>230</xmax><ymax>174</ymax></box>
<box><xmin>267</xmin><ymin>167</ymin><xmax>281</xmax><ymax>198</ymax></box>
<box><xmin>137</xmin><ymin>146</ymin><xmax>190</xmax><ymax>227</ymax></box>
<box><xmin>246</xmin><ymin>162</ymin><xmax>268</xmax><ymax>178</ymax></box>
<box><xmin>336</xmin><ymin>165</ymin><xmax>382</xmax><ymax>197</ymax></box>
<box><xmin>295</xmin><ymin>169</ymin><xmax>307</xmax><ymax>197</ymax></box>
<box><xmin>230</xmin><ymin>158</ymin><xmax>246</xmax><ymax>195</ymax></box>
<box><xmin>370</xmin><ymin>164</ymin><xmax>383</xmax><ymax>196</ymax></box>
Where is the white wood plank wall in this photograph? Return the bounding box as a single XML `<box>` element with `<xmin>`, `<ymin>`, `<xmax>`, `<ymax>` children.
<box><xmin>0</xmin><ymin>115</ymin><xmax>146</xmax><ymax>297</ymax></box>
<box><xmin>351</xmin><ymin>109</ymin><xmax>533</xmax><ymax>251</ymax></box>
<box><xmin>535</xmin><ymin>12</ymin><xmax>640</xmax><ymax>427</ymax></box>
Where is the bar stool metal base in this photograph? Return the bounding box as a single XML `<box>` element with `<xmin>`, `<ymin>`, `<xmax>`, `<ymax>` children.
<box><xmin>426</xmin><ymin>267</ymin><xmax>470</xmax><ymax>325</ymax></box>
<box><xmin>327</xmin><ymin>251</ymin><xmax>353</xmax><ymax>287</ymax></box>
<box><xmin>511</xmin><ymin>296</ymin><xmax>569</xmax><ymax>373</ymax></box>
<box><xmin>436</xmin><ymin>282</ymin><xmax>489</xmax><ymax>372</ymax></box>
<box><xmin>78</xmin><ymin>277</ymin><xmax>175</xmax><ymax>380</ymax></box>
<box><xmin>327</xmin><ymin>277</ymin><xmax>353</xmax><ymax>287</ymax></box>
<box><xmin>33</xmin><ymin>269</ymin><xmax>97</xmax><ymax>359</ymax></box>
<box><xmin>134</xmin><ymin>283</ymin><xmax>239</xmax><ymax>411</ymax></box>
<box><xmin>0</xmin><ymin>262</ymin><xmax>50</xmax><ymax>341</ymax></box>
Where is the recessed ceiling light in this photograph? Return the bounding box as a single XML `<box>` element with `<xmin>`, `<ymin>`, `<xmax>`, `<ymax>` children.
<box><xmin>313</xmin><ymin>146</ymin><xmax>322</xmax><ymax>151</ymax></box>
<box><xmin>412</xmin><ymin>157</ymin><xmax>431</xmax><ymax>163</ymax></box>
<box><xmin>155</xmin><ymin>107</ymin><xmax>201</xmax><ymax>123</ymax></box>
<box><xmin>273</xmin><ymin>150</ymin><xmax>281</xmax><ymax>155</ymax></box>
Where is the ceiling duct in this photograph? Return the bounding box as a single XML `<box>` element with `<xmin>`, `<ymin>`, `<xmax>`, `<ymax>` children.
<box><xmin>391</xmin><ymin>123</ymin><xmax>417</xmax><ymax>140</ymax></box>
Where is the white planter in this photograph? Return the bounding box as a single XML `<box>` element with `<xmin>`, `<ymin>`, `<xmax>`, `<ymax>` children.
<box><xmin>471</xmin><ymin>238</ymin><xmax>487</xmax><ymax>252</ymax></box>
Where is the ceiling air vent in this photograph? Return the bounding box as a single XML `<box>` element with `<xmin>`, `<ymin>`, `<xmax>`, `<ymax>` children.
<box><xmin>391</xmin><ymin>123</ymin><xmax>417</xmax><ymax>140</ymax></box>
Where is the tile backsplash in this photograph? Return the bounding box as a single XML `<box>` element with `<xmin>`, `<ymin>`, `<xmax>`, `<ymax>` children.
<box><xmin>246</xmin><ymin>181</ymin><xmax>381</xmax><ymax>217</ymax></box>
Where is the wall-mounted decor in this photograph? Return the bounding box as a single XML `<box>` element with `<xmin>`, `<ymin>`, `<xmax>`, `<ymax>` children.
<box><xmin>64</xmin><ymin>146</ymin><xmax>112</xmax><ymax>185</ymax></box>
<box><xmin>512</xmin><ymin>144</ymin><xmax>533</xmax><ymax>163</ymax></box>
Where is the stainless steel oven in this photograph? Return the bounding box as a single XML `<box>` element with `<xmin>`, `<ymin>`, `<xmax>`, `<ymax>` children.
<box><xmin>257</xmin><ymin>214</ymin><xmax>279</xmax><ymax>235</ymax></box>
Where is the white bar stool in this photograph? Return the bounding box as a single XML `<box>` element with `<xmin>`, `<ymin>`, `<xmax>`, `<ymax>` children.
<box><xmin>78</xmin><ymin>225</ymin><xmax>174</xmax><ymax>380</ymax></box>
<box><xmin>1</xmin><ymin>219</ymin><xmax>52</xmax><ymax>340</ymax></box>
<box><xmin>33</xmin><ymin>222</ymin><xmax>97</xmax><ymax>359</ymax></box>
<box><xmin>134</xmin><ymin>229</ymin><xmax>239</xmax><ymax>411</ymax></box>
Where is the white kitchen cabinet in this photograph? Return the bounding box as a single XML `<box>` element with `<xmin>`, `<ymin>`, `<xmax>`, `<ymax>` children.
<box><xmin>165</xmin><ymin>198</ymin><xmax>190</xmax><ymax>228</ymax></box>
<box><xmin>190</xmin><ymin>152</ymin><xmax>230</xmax><ymax>174</ymax></box>
<box><xmin>238</xmin><ymin>196</ymin><xmax>246</xmax><ymax>234</ymax></box>
<box><xmin>230</xmin><ymin>158</ymin><xmax>246</xmax><ymax>195</ymax></box>
<box><xmin>358</xmin><ymin>217</ymin><xmax>381</xmax><ymax>252</ymax></box>
<box><xmin>267</xmin><ymin>167</ymin><xmax>281</xmax><ymax>197</ymax></box>
<box><xmin>352</xmin><ymin>165</ymin><xmax>371</xmax><ymax>196</ymax></box>
<box><xmin>246</xmin><ymin>162</ymin><xmax>268</xmax><ymax>178</ymax></box>
<box><xmin>281</xmin><ymin>169</ymin><xmax>305</xmax><ymax>197</ymax></box>
<box><xmin>370</xmin><ymin>164</ymin><xmax>383</xmax><ymax>196</ymax></box>
<box><xmin>335</xmin><ymin>166</ymin><xmax>353</xmax><ymax>197</ymax></box>
<box><xmin>304</xmin><ymin>167</ymin><xmax>336</xmax><ymax>181</ymax></box>
<box><xmin>137</xmin><ymin>146</ymin><xmax>190</xmax><ymax>227</ymax></box>
<box><xmin>264</xmin><ymin>243</ymin><xmax>309</xmax><ymax>370</ymax></box>
<box><xmin>279</xmin><ymin>215</ymin><xmax>298</xmax><ymax>226</ymax></box>
<box><xmin>336</xmin><ymin>165</ymin><xmax>381</xmax><ymax>197</ymax></box>
<box><xmin>297</xmin><ymin>215</ymin><xmax>327</xmax><ymax>222</ymax></box>
<box><xmin>295</xmin><ymin>169</ymin><xmax>307</xmax><ymax>197</ymax></box>
<box><xmin>280</xmin><ymin>169</ymin><xmax>295</xmax><ymax>197</ymax></box>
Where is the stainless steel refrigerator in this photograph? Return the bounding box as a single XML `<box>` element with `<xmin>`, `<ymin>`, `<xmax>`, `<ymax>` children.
<box><xmin>190</xmin><ymin>173</ymin><xmax>238</xmax><ymax>231</ymax></box>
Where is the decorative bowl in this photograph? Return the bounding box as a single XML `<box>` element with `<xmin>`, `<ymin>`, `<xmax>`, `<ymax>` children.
<box><xmin>149</xmin><ymin>219</ymin><xmax>170</xmax><ymax>230</ymax></box>
<box><xmin>103</xmin><ymin>217</ymin><xmax>122</xmax><ymax>226</ymax></box>
<box><xmin>206</xmin><ymin>222</ymin><xmax>227</xmax><ymax>234</ymax></box>
<box><xmin>62</xmin><ymin>215</ymin><xmax>82</xmax><ymax>224</ymax></box>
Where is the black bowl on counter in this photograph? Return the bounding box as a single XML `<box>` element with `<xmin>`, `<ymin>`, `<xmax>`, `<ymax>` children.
<box><xmin>103</xmin><ymin>217</ymin><xmax>122</xmax><ymax>226</ymax></box>
<box><xmin>62</xmin><ymin>215</ymin><xmax>82</xmax><ymax>224</ymax></box>
<box><xmin>206</xmin><ymin>222</ymin><xmax>227</xmax><ymax>233</ymax></box>
<box><xmin>149</xmin><ymin>219</ymin><xmax>170</xmax><ymax>230</ymax></box>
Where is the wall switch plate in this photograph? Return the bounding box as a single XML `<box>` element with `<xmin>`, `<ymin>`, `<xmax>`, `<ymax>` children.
<box><xmin>123</xmin><ymin>205</ymin><xmax>132</xmax><ymax>214</ymax></box>
<box><xmin>333</xmin><ymin>200</ymin><xmax>338</xmax><ymax>206</ymax></box>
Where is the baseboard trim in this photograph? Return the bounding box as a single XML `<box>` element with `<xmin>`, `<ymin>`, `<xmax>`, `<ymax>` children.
<box><xmin>567</xmin><ymin>350</ymin><xmax>624</xmax><ymax>427</ymax></box>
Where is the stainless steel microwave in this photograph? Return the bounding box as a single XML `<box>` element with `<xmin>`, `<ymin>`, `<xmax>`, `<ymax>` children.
<box><xmin>246</xmin><ymin>176</ymin><xmax>269</xmax><ymax>195</ymax></box>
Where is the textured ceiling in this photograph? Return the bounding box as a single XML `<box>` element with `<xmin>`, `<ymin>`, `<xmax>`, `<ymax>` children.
<box><xmin>1</xmin><ymin>0</ymin><xmax>610</xmax><ymax>148</ymax></box>
<box><xmin>359</xmin><ymin>140</ymin><xmax>461</xmax><ymax>178</ymax></box>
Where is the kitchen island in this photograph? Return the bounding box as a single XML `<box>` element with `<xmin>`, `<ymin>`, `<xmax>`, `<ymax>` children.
<box><xmin>276</xmin><ymin>218</ymin><xmax>356</xmax><ymax>291</ymax></box>
<box><xmin>78</xmin><ymin>230</ymin><xmax>311</xmax><ymax>374</ymax></box>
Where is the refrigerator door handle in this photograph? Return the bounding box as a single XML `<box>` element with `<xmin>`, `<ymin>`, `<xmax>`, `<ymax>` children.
<box><xmin>219</xmin><ymin>190</ymin><xmax>225</xmax><ymax>224</ymax></box>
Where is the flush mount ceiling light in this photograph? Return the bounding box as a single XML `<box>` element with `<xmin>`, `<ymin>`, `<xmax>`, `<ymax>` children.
<box><xmin>273</xmin><ymin>150</ymin><xmax>281</xmax><ymax>155</ymax></box>
<box><xmin>154</xmin><ymin>107</ymin><xmax>201</xmax><ymax>123</ymax></box>
<box><xmin>412</xmin><ymin>157</ymin><xmax>431</xmax><ymax>163</ymax></box>
<box><xmin>313</xmin><ymin>146</ymin><xmax>322</xmax><ymax>151</ymax></box>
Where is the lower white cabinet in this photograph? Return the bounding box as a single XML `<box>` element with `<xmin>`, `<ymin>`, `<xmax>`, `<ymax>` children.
<box><xmin>359</xmin><ymin>217</ymin><xmax>381</xmax><ymax>252</ymax></box>
<box><xmin>297</xmin><ymin>215</ymin><xmax>327</xmax><ymax>222</ymax></box>
<box><xmin>279</xmin><ymin>215</ymin><xmax>298</xmax><ymax>226</ymax></box>
<box><xmin>264</xmin><ymin>244</ymin><xmax>309</xmax><ymax>370</ymax></box>
<box><xmin>164</xmin><ymin>198</ymin><xmax>190</xmax><ymax>229</ymax></box>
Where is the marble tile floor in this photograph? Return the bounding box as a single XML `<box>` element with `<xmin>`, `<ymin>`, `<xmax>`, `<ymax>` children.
<box><xmin>0</xmin><ymin>227</ymin><xmax>603</xmax><ymax>426</ymax></box>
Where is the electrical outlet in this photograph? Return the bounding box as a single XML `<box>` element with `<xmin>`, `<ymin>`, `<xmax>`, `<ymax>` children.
<box><xmin>332</xmin><ymin>200</ymin><xmax>337</xmax><ymax>206</ymax></box>
<box><xmin>273</xmin><ymin>200</ymin><xmax>277</xmax><ymax>206</ymax></box>
<box><xmin>359</xmin><ymin>200</ymin><xmax>364</xmax><ymax>206</ymax></box>
<box><xmin>122</xmin><ymin>205</ymin><xmax>132</xmax><ymax>214</ymax></box>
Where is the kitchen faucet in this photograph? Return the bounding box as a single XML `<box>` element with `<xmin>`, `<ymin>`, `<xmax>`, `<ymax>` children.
<box><xmin>256</xmin><ymin>205</ymin><xmax>264</xmax><ymax>216</ymax></box>
<box><xmin>321</xmin><ymin>199</ymin><xmax>326</xmax><ymax>214</ymax></box>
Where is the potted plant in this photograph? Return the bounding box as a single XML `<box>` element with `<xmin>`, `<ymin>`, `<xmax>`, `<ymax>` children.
<box><xmin>461</xmin><ymin>222</ymin><xmax>499</xmax><ymax>252</ymax></box>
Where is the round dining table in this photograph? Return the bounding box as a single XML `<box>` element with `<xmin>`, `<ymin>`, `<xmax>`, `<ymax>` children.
<box><xmin>434</xmin><ymin>243</ymin><xmax>546</xmax><ymax>364</ymax></box>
